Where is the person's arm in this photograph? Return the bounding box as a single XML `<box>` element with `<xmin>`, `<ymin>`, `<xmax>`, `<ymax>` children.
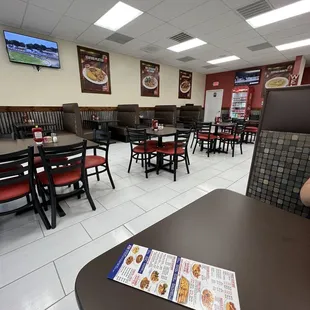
<box><xmin>300</xmin><ymin>179</ymin><xmax>310</xmax><ymax>207</ymax></box>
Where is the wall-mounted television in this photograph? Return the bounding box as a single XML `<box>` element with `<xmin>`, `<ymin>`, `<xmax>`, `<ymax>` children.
<box><xmin>235</xmin><ymin>69</ymin><xmax>261</xmax><ymax>86</ymax></box>
<box><xmin>3</xmin><ymin>31</ymin><xmax>60</xmax><ymax>69</ymax></box>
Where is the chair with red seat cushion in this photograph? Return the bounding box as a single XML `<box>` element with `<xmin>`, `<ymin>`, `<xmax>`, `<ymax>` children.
<box><xmin>156</xmin><ymin>129</ymin><xmax>191</xmax><ymax>181</ymax></box>
<box><xmin>244</xmin><ymin>126</ymin><xmax>258</xmax><ymax>143</ymax></box>
<box><xmin>127</xmin><ymin>128</ymin><xmax>157</xmax><ymax>178</ymax></box>
<box><xmin>193</xmin><ymin>122</ymin><xmax>217</xmax><ymax>157</ymax></box>
<box><xmin>219</xmin><ymin>123</ymin><xmax>245</xmax><ymax>157</ymax></box>
<box><xmin>0</xmin><ymin>147</ymin><xmax>51</xmax><ymax>229</ymax></box>
<box><xmin>84</xmin><ymin>131</ymin><xmax>115</xmax><ymax>189</ymax></box>
<box><xmin>34</xmin><ymin>156</ymin><xmax>68</xmax><ymax>168</ymax></box>
<box><xmin>37</xmin><ymin>140</ymin><xmax>96</xmax><ymax>229</ymax></box>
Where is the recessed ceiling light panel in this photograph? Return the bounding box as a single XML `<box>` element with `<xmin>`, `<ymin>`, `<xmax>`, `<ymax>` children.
<box><xmin>207</xmin><ymin>56</ymin><xmax>240</xmax><ymax>65</ymax></box>
<box><xmin>247</xmin><ymin>0</ymin><xmax>310</xmax><ymax>28</ymax></box>
<box><xmin>94</xmin><ymin>1</ymin><xmax>143</xmax><ymax>31</ymax></box>
<box><xmin>167</xmin><ymin>38</ymin><xmax>207</xmax><ymax>53</ymax></box>
<box><xmin>276</xmin><ymin>38</ymin><xmax>310</xmax><ymax>51</ymax></box>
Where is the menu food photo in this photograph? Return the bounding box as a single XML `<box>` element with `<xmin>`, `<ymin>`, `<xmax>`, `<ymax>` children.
<box><xmin>179</xmin><ymin>70</ymin><xmax>192</xmax><ymax>99</ymax></box>
<box><xmin>108</xmin><ymin>244</ymin><xmax>240</xmax><ymax>310</ymax></box>
<box><xmin>263</xmin><ymin>63</ymin><xmax>293</xmax><ymax>93</ymax></box>
<box><xmin>77</xmin><ymin>46</ymin><xmax>111</xmax><ymax>94</ymax></box>
<box><xmin>140</xmin><ymin>61</ymin><xmax>160</xmax><ymax>97</ymax></box>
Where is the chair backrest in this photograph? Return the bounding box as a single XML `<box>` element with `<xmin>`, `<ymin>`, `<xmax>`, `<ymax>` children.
<box><xmin>174</xmin><ymin>129</ymin><xmax>191</xmax><ymax>151</ymax></box>
<box><xmin>196</xmin><ymin>122</ymin><xmax>212</xmax><ymax>136</ymax></box>
<box><xmin>38</xmin><ymin>140</ymin><xmax>87</xmax><ymax>187</ymax></box>
<box><xmin>233</xmin><ymin>123</ymin><xmax>245</xmax><ymax>137</ymax></box>
<box><xmin>154</xmin><ymin>105</ymin><xmax>177</xmax><ymax>126</ymax></box>
<box><xmin>96</xmin><ymin>131</ymin><xmax>111</xmax><ymax>161</ymax></box>
<box><xmin>0</xmin><ymin>147</ymin><xmax>34</xmax><ymax>199</ymax></box>
<box><xmin>62</xmin><ymin>103</ymin><xmax>83</xmax><ymax>136</ymax></box>
<box><xmin>117</xmin><ymin>105</ymin><xmax>139</xmax><ymax>127</ymax></box>
<box><xmin>126</xmin><ymin>128</ymin><xmax>148</xmax><ymax>150</ymax></box>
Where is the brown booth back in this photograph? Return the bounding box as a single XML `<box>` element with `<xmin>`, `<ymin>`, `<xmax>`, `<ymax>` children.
<box><xmin>154</xmin><ymin>105</ymin><xmax>177</xmax><ymax>126</ymax></box>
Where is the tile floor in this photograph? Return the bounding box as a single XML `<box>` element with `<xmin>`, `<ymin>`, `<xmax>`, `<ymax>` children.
<box><xmin>0</xmin><ymin>138</ymin><xmax>254</xmax><ymax>310</ymax></box>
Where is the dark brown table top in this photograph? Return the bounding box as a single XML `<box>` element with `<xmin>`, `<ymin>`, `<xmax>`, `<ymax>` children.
<box><xmin>146</xmin><ymin>127</ymin><xmax>188</xmax><ymax>137</ymax></box>
<box><xmin>75</xmin><ymin>189</ymin><xmax>310</xmax><ymax>310</ymax></box>
<box><xmin>0</xmin><ymin>134</ymin><xmax>98</xmax><ymax>155</ymax></box>
<box><xmin>86</xmin><ymin>119</ymin><xmax>117</xmax><ymax>124</ymax></box>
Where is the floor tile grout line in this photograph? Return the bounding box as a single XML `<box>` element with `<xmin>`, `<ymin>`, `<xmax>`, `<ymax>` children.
<box><xmin>45</xmin><ymin>292</ymin><xmax>70</xmax><ymax>310</ymax></box>
<box><xmin>0</xmin><ymin>221</ymin><xmax>45</xmax><ymax>258</ymax></box>
<box><xmin>0</xmin><ymin>215</ymin><xmax>38</xmax><ymax>236</ymax></box>
<box><xmin>53</xmin><ymin>261</ymin><xmax>66</xmax><ymax>296</ymax></box>
<box><xmin>80</xmin><ymin>222</ymin><xmax>94</xmax><ymax>240</ymax></box>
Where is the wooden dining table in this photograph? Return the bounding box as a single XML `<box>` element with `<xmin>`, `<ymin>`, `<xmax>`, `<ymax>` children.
<box><xmin>75</xmin><ymin>189</ymin><xmax>310</xmax><ymax>310</ymax></box>
<box><xmin>0</xmin><ymin>133</ymin><xmax>98</xmax><ymax>155</ymax></box>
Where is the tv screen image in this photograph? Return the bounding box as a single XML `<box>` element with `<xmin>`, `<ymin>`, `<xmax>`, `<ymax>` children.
<box><xmin>235</xmin><ymin>69</ymin><xmax>261</xmax><ymax>86</ymax></box>
<box><xmin>3</xmin><ymin>31</ymin><xmax>60</xmax><ymax>68</ymax></box>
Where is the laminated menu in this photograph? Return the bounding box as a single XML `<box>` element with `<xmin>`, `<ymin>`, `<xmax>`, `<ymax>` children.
<box><xmin>108</xmin><ymin>244</ymin><xmax>240</xmax><ymax>310</ymax></box>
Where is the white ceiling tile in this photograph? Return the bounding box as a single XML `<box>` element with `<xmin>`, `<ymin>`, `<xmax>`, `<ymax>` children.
<box><xmin>0</xmin><ymin>0</ymin><xmax>27</xmax><ymax>27</ymax></box>
<box><xmin>22</xmin><ymin>5</ymin><xmax>62</xmax><ymax>35</ymax></box>
<box><xmin>154</xmin><ymin>37</ymin><xmax>177</xmax><ymax>48</ymax></box>
<box><xmin>28</xmin><ymin>0</ymin><xmax>74</xmax><ymax>13</ymax></box>
<box><xmin>123</xmin><ymin>0</ymin><xmax>164</xmax><ymax>11</ymax></box>
<box><xmin>97</xmin><ymin>39</ymin><xmax>123</xmax><ymax>53</ymax></box>
<box><xmin>280</xmin><ymin>45</ymin><xmax>310</xmax><ymax>58</ymax></box>
<box><xmin>51</xmin><ymin>16</ymin><xmax>90</xmax><ymax>41</ymax></box>
<box><xmin>65</xmin><ymin>0</ymin><xmax>117</xmax><ymax>23</ymax></box>
<box><xmin>138</xmin><ymin>23</ymin><xmax>180</xmax><ymax>43</ymax></box>
<box><xmin>119</xmin><ymin>13</ymin><xmax>164</xmax><ymax>37</ymax></box>
<box><xmin>147</xmin><ymin>0</ymin><xmax>206</xmax><ymax>22</ymax></box>
<box><xmin>256</xmin><ymin>13</ymin><xmax>310</xmax><ymax>36</ymax></box>
<box><xmin>222</xmin><ymin>0</ymin><xmax>257</xmax><ymax>9</ymax></box>
<box><xmin>169</xmin><ymin>0</ymin><xmax>230</xmax><ymax>30</ymax></box>
<box><xmin>76</xmin><ymin>25</ymin><xmax>113</xmax><ymax>45</ymax></box>
<box><xmin>121</xmin><ymin>38</ymin><xmax>149</xmax><ymax>51</ymax></box>
<box><xmin>187</xmin><ymin>11</ymin><xmax>243</xmax><ymax>37</ymax></box>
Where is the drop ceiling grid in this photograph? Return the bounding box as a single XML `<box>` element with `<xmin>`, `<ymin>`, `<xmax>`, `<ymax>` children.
<box><xmin>0</xmin><ymin>0</ymin><xmax>309</xmax><ymax>73</ymax></box>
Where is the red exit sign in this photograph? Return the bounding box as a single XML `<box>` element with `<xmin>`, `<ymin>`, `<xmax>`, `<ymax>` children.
<box><xmin>213</xmin><ymin>81</ymin><xmax>219</xmax><ymax>86</ymax></box>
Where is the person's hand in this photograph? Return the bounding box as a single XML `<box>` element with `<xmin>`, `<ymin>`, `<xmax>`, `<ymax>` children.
<box><xmin>300</xmin><ymin>178</ymin><xmax>310</xmax><ymax>207</ymax></box>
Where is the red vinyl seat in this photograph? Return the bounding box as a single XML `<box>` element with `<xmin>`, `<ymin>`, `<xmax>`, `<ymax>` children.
<box><xmin>245</xmin><ymin>127</ymin><xmax>258</xmax><ymax>133</ymax></box>
<box><xmin>37</xmin><ymin>169</ymin><xmax>81</xmax><ymax>186</ymax></box>
<box><xmin>85</xmin><ymin>156</ymin><xmax>106</xmax><ymax>169</ymax></box>
<box><xmin>133</xmin><ymin>145</ymin><xmax>156</xmax><ymax>153</ymax></box>
<box><xmin>0</xmin><ymin>180</ymin><xmax>30</xmax><ymax>201</ymax></box>
<box><xmin>146</xmin><ymin>140</ymin><xmax>158</xmax><ymax>147</ymax></box>
<box><xmin>34</xmin><ymin>156</ymin><xmax>68</xmax><ymax>168</ymax></box>
<box><xmin>157</xmin><ymin>147</ymin><xmax>185</xmax><ymax>155</ymax></box>
<box><xmin>197</xmin><ymin>133</ymin><xmax>217</xmax><ymax>140</ymax></box>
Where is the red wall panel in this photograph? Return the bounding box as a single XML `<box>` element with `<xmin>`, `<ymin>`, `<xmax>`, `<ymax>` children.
<box><xmin>206</xmin><ymin>65</ymin><xmax>310</xmax><ymax>110</ymax></box>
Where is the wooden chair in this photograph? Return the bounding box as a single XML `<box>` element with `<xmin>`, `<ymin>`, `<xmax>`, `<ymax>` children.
<box><xmin>37</xmin><ymin>140</ymin><xmax>96</xmax><ymax>229</ymax></box>
<box><xmin>127</xmin><ymin>128</ymin><xmax>157</xmax><ymax>178</ymax></box>
<box><xmin>85</xmin><ymin>131</ymin><xmax>115</xmax><ymax>189</ymax></box>
<box><xmin>0</xmin><ymin>147</ymin><xmax>51</xmax><ymax>230</ymax></box>
<box><xmin>219</xmin><ymin>123</ymin><xmax>245</xmax><ymax>157</ymax></box>
<box><xmin>193</xmin><ymin>122</ymin><xmax>217</xmax><ymax>157</ymax></box>
<box><xmin>156</xmin><ymin>130</ymin><xmax>191</xmax><ymax>181</ymax></box>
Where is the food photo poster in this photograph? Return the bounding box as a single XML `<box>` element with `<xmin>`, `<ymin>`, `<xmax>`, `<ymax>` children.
<box><xmin>77</xmin><ymin>46</ymin><xmax>111</xmax><ymax>94</ymax></box>
<box><xmin>178</xmin><ymin>70</ymin><xmax>192</xmax><ymax>99</ymax></box>
<box><xmin>140</xmin><ymin>61</ymin><xmax>160</xmax><ymax>97</ymax></box>
<box><xmin>263</xmin><ymin>63</ymin><xmax>294</xmax><ymax>95</ymax></box>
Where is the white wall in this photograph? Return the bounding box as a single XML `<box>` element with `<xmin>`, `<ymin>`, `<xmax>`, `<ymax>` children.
<box><xmin>0</xmin><ymin>25</ymin><xmax>205</xmax><ymax>107</ymax></box>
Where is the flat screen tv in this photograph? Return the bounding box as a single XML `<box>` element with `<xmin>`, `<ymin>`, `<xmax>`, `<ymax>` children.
<box><xmin>3</xmin><ymin>31</ymin><xmax>60</xmax><ymax>69</ymax></box>
<box><xmin>235</xmin><ymin>69</ymin><xmax>261</xmax><ymax>86</ymax></box>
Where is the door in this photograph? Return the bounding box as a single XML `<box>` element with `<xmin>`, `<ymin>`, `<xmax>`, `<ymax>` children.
<box><xmin>204</xmin><ymin>89</ymin><xmax>224</xmax><ymax>122</ymax></box>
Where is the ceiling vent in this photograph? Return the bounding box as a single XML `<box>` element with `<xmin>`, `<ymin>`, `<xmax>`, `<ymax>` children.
<box><xmin>202</xmin><ymin>64</ymin><xmax>218</xmax><ymax>69</ymax></box>
<box><xmin>177</xmin><ymin>56</ymin><xmax>196</xmax><ymax>62</ymax></box>
<box><xmin>237</xmin><ymin>0</ymin><xmax>273</xmax><ymax>19</ymax></box>
<box><xmin>106</xmin><ymin>33</ymin><xmax>134</xmax><ymax>44</ymax></box>
<box><xmin>169</xmin><ymin>32</ymin><xmax>193</xmax><ymax>43</ymax></box>
<box><xmin>247</xmin><ymin>42</ymin><xmax>273</xmax><ymax>51</ymax></box>
<box><xmin>141</xmin><ymin>45</ymin><xmax>162</xmax><ymax>53</ymax></box>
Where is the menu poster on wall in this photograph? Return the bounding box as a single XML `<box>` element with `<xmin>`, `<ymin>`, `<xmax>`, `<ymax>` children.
<box><xmin>178</xmin><ymin>70</ymin><xmax>193</xmax><ymax>99</ymax></box>
<box><xmin>77</xmin><ymin>46</ymin><xmax>111</xmax><ymax>94</ymax></box>
<box><xmin>108</xmin><ymin>244</ymin><xmax>241</xmax><ymax>310</ymax></box>
<box><xmin>263</xmin><ymin>63</ymin><xmax>294</xmax><ymax>95</ymax></box>
<box><xmin>140</xmin><ymin>61</ymin><xmax>160</xmax><ymax>97</ymax></box>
